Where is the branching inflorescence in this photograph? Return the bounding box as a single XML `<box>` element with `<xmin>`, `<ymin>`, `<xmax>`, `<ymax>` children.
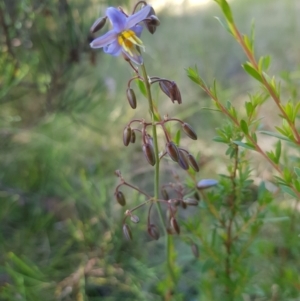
<box><xmin>89</xmin><ymin>2</ymin><xmax>216</xmax><ymax>243</ymax></box>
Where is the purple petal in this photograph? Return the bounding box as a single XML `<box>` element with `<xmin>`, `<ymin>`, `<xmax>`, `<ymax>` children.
<box><xmin>126</xmin><ymin>5</ymin><xmax>152</xmax><ymax>29</ymax></box>
<box><xmin>104</xmin><ymin>40</ymin><xmax>122</xmax><ymax>56</ymax></box>
<box><xmin>131</xmin><ymin>24</ymin><xmax>143</xmax><ymax>37</ymax></box>
<box><xmin>197</xmin><ymin>179</ymin><xmax>218</xmax><ymax>189</ymax></box>
<box><xmin>122</xmin><ymin>50</ymin><xmax>143</xmax><ymax>65</ymax></box>
<box><xmin>106</xmin><ymin>7</ymin><xmax>126</xmax><ymax>33</ymax></box>
<box><xmin>90</xmin><ymin>30</ymin><xmax>117</xmax><ymax>48</ymax></box>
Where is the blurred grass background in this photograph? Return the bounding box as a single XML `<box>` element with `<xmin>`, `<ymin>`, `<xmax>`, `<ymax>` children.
<box><xmin>1</xmin><ymin>0</ymin><xmax>300</xmax><ymax>300</ymax></box>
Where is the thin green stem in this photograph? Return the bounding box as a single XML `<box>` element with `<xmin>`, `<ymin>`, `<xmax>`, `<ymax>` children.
<box><xmin>140</xmin><ymin>63</ymin><xmax>177</xmax><ymax>285</ymax></box>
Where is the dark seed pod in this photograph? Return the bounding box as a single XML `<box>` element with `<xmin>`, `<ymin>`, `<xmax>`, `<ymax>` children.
<box><xmin>123</xmin><ymin>126</ymin><xmax>132</xmax><ymax>146</ymax></box>
<box><xmin>142</xmin><ymin>143</ymin><xmax>156</xmax><ymax>166</ymax></box>
<box><xmin>182</xmin><ymin>123</ymin><xmax>197</xmax><ymax>140</ymax></box>
<box><xmin>188</xmin><ymin>154</ymin><xmax>199</xmax><ymax>172</ymax></box>
<box><xmin>126</xmin><ymin>88</ymin><xmax>137</xmax><ymax>109</ymax></box>
<box><xmin>90</xmin><ymin>17</ymin><xmax>107</xmax><ymax>33</ymax></box>
<box><xmin>130</xmin><ymin>131</ymin><xmax>136</xmax><ymax>143</ymax></box>
<box><xmin>145</xmin><ymin>134</ymin><xmax>153</xmax><ymax>147</ymax></box>
<box><xmin>178</xmin><ymin>150</ymin><xmax>189</xmax><ymax>170</ymax></box>
<box><xmin>166</xmin><ymin>141</ymin><xmax>179</xmax><ymax>162</ymax></box>
<box><xmin>183</xmin><ymin>198</ymin><xmax>198</xmax><ymax>206</ymax></box>
<box><xmin>116</xmin><ymin>191</ymin><xmax>126</xmax><ymax>206</ymax></box>
<box><xmin>170</xmin><ymin>217</ymin><xmax>180</xmax><ymax>234</ymax></box>
<box><xmin>148</xmin><ymin>224</ymin><xmax>160</xmax><ymax>240</ymax></box>
<box><xmin>194</xmin><ymin>191</ymin><xmax>200</xmax><ymax>201</ymax></box>
<box><xmin>191</xmin><ymin>243</ymin><xmax>199</xmax><ymax>258</ymax></box>
<box><xmin>123</xmin><ymin>224</ymin><xmax>132</xmax><ymax>240</ymax></box>
<box><xmin>173</xmin><ymin>199</ymin><xmax>181</xmax><ymax>206</ymax></box>
<box><xmin>166</xmin><ymin>227</ymin><xmax>174</xmax><ymax>235</ymax></box>
<box><xmin>181</xmin><ymin>200</ymin><xmax>187</xmax><ymax>209</ymax></box>
<box><xmin>159</xmin><ymin>80</ymin><xmax>182</xmax><ymax>104</ymax></box>
<box><xmin>143</xmin><ymin>6</ymin><xmax>159</xmax><ymax>34</ymax></box>
<box><xmin>161</xmin><ymin>188</ymin><xmax>169</xmax><ymax>200</ymax></box>
<box><xmin>130</xmin><ymin>215</ymin><xmax>139</xmax><ymax>223</ymax></box>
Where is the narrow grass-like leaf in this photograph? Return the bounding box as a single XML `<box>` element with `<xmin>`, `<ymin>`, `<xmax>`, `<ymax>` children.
<box><xmin>260</xmin><ymin>130</ymin><xmax>291</xmax><ymax>142</ymax></box>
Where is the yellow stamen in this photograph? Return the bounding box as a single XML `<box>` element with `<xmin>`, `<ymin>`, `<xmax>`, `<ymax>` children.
<box><xmin>118</xmin><ymin>29</ymin><xmax>145</xmax><ymax>56</ymax></box>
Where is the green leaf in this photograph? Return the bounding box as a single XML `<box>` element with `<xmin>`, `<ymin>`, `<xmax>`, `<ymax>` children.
<box><xmin>214</xmin><ymin>17</ymin><xmax>232</xmax><ymax>35</ymax></box>
<box><xmin>243</xmin><ymin>35</ymin><xmax>253</xmax><ymax>52</ymax></box>
<box><xmin>245</xmin><ymin>101</ymin><xmax>254</xmax><ymax>117</ymax></box>
<box><xmin>280</xmin><ymin>185</ymin><xmax>298</xmax><ymax>199</ymax></box>
<box><xmin>258</xmin><ymin>55</ymin><xmax>271</xmax><ymax>72</ymax></box>
<box><xmin>266</xmin><ymin>151</ymin><xmax>276</xmax><ymax>164</ymax></box>
<box><xmin>186</xmin><ymin>66</ymin><xmax>204</xmax><ymax>86</ymax></box>
<box><xmin>136</xmin><ymin>79</ymin><xmax>147</xmax><ymax>97</ymax></box>
<box><xmin>242</xmin><ymin>62</ymin><xmax>263</xmax><ymax>83</ymax></box>
<box><xmin>174</xmin><ymin>129</ymin><xmax>181</xmax><ymax>146</ymax></box>
<box><xmin>233</xmin><ymin>140</ymin><xmax>255</xmax><ymax>150</ymax></box>
<box><xmin>259</xmin><ymin>130</ymin><xmax>291</xmax><ymax>142</ymax></box>
<box><xmin>8</xmin><ymin>252</ymin><xmax>44</xmax><ymax>280</ymax></box>
<box><xmin>240</xmin><ymin>119</ymin><xmax>249</xmax><ymax>135</ymax></box>
<box><xmin>275</xmin><ymin>140</ymin><xmax>281</xmax><ymax>164</ymax></box>
<box><xmin>262</xmin><ymin>216</ymin><xmax>290</xmax><ymax>223</ymax></box>
<box><xmin>214</xmin><ymin>0</ymin><xmax>234</xmax><ymax>23</ymax></box>
<box><xmin>294</xmin><ymin>167</ymin><xmax>300</xmax><ymax>178</ymax></box>
<box><xmin>294</xmin><ymin>178</ymin><xmax>300</xmax><ymax>192</ymax></box>
<box><xmin>213</xmin><ymin>136</ymin><xmax>228</xmax><ymax>143</ymax></box>
<box><xmin>251</xmin><ymin>132</ymin><xmax>257</xmax><ymax>143</ymax></box>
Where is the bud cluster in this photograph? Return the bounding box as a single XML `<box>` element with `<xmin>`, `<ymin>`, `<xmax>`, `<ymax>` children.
<box><xmin>115</xmin><ymin>168</ymin><xmax>218</xmax><ymax>245</ymax></box>
<box><xmin>122</xmin><ymin>116</ymin><xmax>199</xmax><ymax>171</ymax></box>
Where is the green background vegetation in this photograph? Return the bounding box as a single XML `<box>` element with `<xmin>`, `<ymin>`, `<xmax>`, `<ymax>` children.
<box><xmin>1</xmin><ymin>0</ymin><xmax>300</xmax><ymax>300</ymax></box>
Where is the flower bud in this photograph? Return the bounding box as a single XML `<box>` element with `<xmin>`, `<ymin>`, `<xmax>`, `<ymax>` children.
<box><xmin>148</xmin><ymin>224</ymin><xmax>160</xmax><ymax>240</ymax></box>
<box><xmin>161</xmin><ymin>188</ymin><xmax>169</xmax><ymax>200</ymax></box>
<box><xmin>130</xmin><ymin>215</ymin><xmax>140</xmax><ymax>223</ymax></box>
<box><xmin>143</xmin><ymin>6</ymin><xmax>159</xmax><ymax>34</ymax></box>
<box><xmin>144</xmin><ymin>15</ymin><xmax>160</xmax><ymax>34</ymax></box>
<box><xmin>123</xmin><ymin>224</ymin><xmax>132</xmax><ymax>240</ymax></box>
<box><xmin>183</xmin><ymin>198</ymin><xmax>198</xmax><ymax>206</ymax></box>
<box><xmin>142</xmin><ymin>143</ymin><xmax>156</xmax><ymax>166</ymax></box>
<box><xmin>126</xmin><ymin>88</ymin><xmax>137</xmax><ymax>109</ymax></box>
<box><xmin>166</xmin><ymin>141</ymin><xmax>179</xmax><ymax>162</ymax></box>
<box><xmin>182</xmin><ymin>123</ymin><xmax>197</xmax><ymax>140</ymax></box>
<box><xmin>159</xmin><ymin>80</ymin><xmax>182</xmax><ymax>104</ymax></box>
<box><xmin>148</xmin><ymin>15</ymin><xmax>160</xmax><ymax>26</ymax></box>
<box><xmin>90</xmin><ymin>17</ymin><xmax>107</xmax><ymax>33</ymax></box>
<box><xmin>187</xmin><ymin>154</ymin><xmax>199</xmax><ymax>172</ymax></box>
<box><xmin>123</xmin><ymin>126</ymin><xmax>131</xmax><ymax>146</ymax></box>
<box><xmin>191</xmin><ymin>243</ymin><xmax>199</xmax><ymax>258</ymax></box>
<box><xmin>130</xmin><ymin>130</ymin><xmax>136</xmax><ymax>143</ymax></box>
<box><xmin>178</xmin><ymin>150</ymin><xmax>189</xmax><ymax>170</ymax></box>
<box><xmin>116</xmin><ymin>191</ymin><xmax>126</xmax><ymax>206</ymax></box>
<box><xmin>197</xmin><ymin>179</ymin><xmax>218</xmax><ymax>190</ymax></box>
<box><xmin>170</xmin><ymin>217</ymin><xmax>180</xmax><ymax>234</ymax></box>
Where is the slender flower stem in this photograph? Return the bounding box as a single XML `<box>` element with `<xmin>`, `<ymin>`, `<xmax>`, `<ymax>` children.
<box><xmin>140</xmin><ymin>63</ymin><xmax>177</xmax><ymax>286</ymax></box>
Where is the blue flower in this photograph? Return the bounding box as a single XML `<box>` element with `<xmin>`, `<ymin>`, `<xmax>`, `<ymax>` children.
<box><xmin>90</xmin><ymin>5</ymin><xmax>152</xmax><ymax>65</ymax></box>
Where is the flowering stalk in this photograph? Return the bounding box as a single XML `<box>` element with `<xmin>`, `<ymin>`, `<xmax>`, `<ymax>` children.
<box><xmin>140</xmin><ymin>63</ymin><xmax>177</xmax><ymax>286</ymax></box>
